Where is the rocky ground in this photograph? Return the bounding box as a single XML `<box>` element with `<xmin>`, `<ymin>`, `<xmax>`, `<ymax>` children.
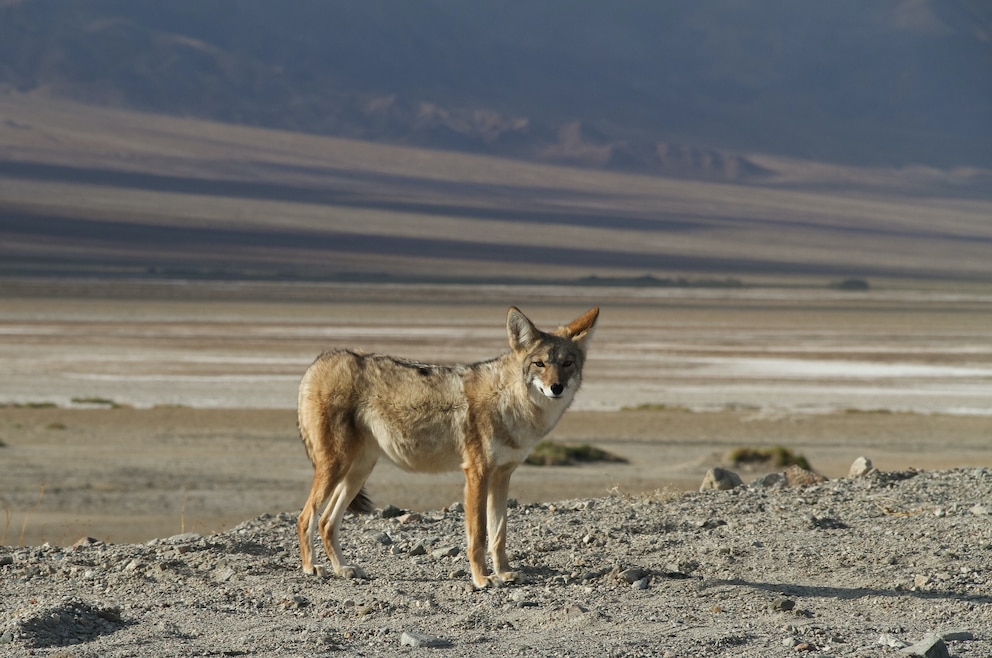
<box><xmin>3</xmin><ymin>466</ymin><xmax>991</xmax><ymax>657</ymax></box>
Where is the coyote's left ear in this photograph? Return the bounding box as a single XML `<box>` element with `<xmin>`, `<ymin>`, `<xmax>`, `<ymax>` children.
<box><xmin>507</xmin><ymin>306</ymin><xmax>541</xmax><ymax>354</ymax></box>
<box><xmin>559</xmin><ymin>307</ymin><xmax>599</xmax><ymax>350</ymax></box>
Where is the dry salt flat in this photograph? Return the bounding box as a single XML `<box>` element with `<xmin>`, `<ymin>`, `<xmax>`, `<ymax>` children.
<box><xmin>3</xmin><ymin>466</ymin><xmax>991</xmax><ymax>657</ymax></box>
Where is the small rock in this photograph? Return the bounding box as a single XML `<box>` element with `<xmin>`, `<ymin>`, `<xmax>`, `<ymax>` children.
<box><xmin>751</xmin><ymin>472</ymin><xmax>786</xmax><ymax>488</ymax></box>
<box><xmin>431</xmin><ymin>546</ymin><xmax>459</xmax><ymax>560</ymax></box>
<box><xmin>71</xmin><ymin>536</ymin><xmax>101</xmax><ymax>550</ymax></box>
<box><xmin>213</xmin><ymin>561</ymin><xmax>236</xmax><ymax>583</ymax></box>
<box><xmin>810</xmin><ymin>515</ymin><xmax>849</xmax><ymax>530</ymax></box>
<box><xmin>372</xmin><ymin>532</ymin><xmax>392</xmax><ymax>545</ymax></box>
<box><xmin>618</xmin><ymin>567</ymin><xmax>650</xmax><ymax>584</ymax></box>
<box><xmin>783</xmin><ymin>465</ymin><xmax>827</xmax><ymax>487</ymax></box>
<box><xmin>898</xmin><ymin>633</ymin><xmax>950</xmax><ymax>658</ymax></box>
<box><xmin>849</xmin><ymin>456</ymin><xmax>873</xmax><ymax>477</ymax></box>
<box><xmin>447</xmin><ymin>501</ymin><xmax>464</xmax><ymax>513</ymax></box>
<box><xmin>400</xmin><ymin>630</ymin><xmax>452</xmax><ymax>648</ymax></box>
<box><xmin>878</xmin><ymin>633</ymin><xmax>911</xmax><ymax>649</ymax></box>
<box><xmin>395</xmin><ymin>512</ymin><xmax>422</xmax><ymax>524</ymax></box>
<box><xmin>794</xmin><ymin>642</ymin><xmax>816</xmax><ymax>652</ymax></box>
<box><xmin>408</xmin><ymin>543</ymin><xmax>428</xmax><ymax>557</ymax></box>
<box><xmin>632</xmin><ymin>577</ymin><xmax>650</xmax><ymax>590</ymax></box>
<box><xmin>782</xmin><ymin>636</ymin><xmax>798</xmax><ymax>647</ymax></box>
<box><xmin>970</xmin><ymin>504</ymin><xmax>990</xmax><ymax>516</ymax></box>
<box><xmin>938</xmin><ymin>629</ymin><xmax>974</xmax><ymax>642</ymax></box>
<box><xmin>0</xmin><ymin>556</ymin><xmax>13</xmax><ymax>567</ymax></box>
<box><xmin>699</xmin><ymin>518</ymin><xmax>727</xmax><ymax>530</ymax></box>
<box><xmin>381</xmin><ymin>505</ymin><xmax>404</xmax><ymax>519</ymax></box>
<box><xmin>770</xmin><ymin>598</ymin><xmax>796</xmax><ymax>612</ymax></box>
<box><xmin>700</xmin><ymin>467</ymin><xmax>743</xmax><ymax>491</ymax></box>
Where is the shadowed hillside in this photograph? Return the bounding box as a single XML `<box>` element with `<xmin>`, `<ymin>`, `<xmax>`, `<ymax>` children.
<box><xmin>2</xmin><ymin>95</ymin><xmax>991</xmax><ymax>284</ymax></box>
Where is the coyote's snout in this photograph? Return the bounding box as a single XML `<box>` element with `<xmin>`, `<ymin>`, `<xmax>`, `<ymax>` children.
<box><xmin>297</xmin><ymin>306</ymin><xmax>599</xmax><ymax>588</ymax></box>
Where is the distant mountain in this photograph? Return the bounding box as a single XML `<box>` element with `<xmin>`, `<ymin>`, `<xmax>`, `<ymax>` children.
<box><xmin>1</xmin><ymin>0</ymin><xmax>991</xmax><ymax>175</ymax></box>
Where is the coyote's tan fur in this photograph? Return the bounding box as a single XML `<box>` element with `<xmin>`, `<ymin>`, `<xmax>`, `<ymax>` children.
<box><xmin>297</xmin><ymin>306</ymin><xmax>599</xmax><ymax>588</ymax></box>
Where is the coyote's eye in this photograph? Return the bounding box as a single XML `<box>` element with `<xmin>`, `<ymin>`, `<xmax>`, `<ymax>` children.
<box><xmin>562</xmin><ymin>360</ymin><xmax>573</xmax><ymax>367</ymax></box>
<box><xmin>533</xmin><ymin>360</ymin><xmax>545</xmax><ymax>368</ymax></box>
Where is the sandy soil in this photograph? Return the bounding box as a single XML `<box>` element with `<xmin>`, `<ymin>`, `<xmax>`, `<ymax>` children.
<box><xmin>3</xmin><ymin>405</ymin><xmax>991</xmax><ymax>548</ymax></box>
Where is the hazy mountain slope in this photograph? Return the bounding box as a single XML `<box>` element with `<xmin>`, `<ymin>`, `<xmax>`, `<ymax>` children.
<box><xmin>1</xmin><ymin>0</ymin><xmax>990</xmax><ymax>172</ymax></box>
<box><xmin>2</xmin><ymin>95</ymin><xmax>991</xmax><ymax>283</ymax></box>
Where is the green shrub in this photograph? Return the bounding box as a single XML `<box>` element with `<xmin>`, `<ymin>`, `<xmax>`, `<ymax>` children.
<box><xmin>726</xmin><ymin>445</ymin><xmax>810</xmax><ymax>470</ymax></box>
<box><xmin>526</xmin><ymin>440</ymin><xmax>627</xmax><ymax>466</ymax></box>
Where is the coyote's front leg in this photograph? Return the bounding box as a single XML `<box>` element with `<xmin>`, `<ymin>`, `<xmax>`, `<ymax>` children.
<box><xmin>487</xmin><ymin>463</ymin><xmax>519</xmax><ymax>585</ymax></box>
<box><xmin>463</xmin><ymin>464</ymin><xmax>495</xmax><ymax>588</ymax></box>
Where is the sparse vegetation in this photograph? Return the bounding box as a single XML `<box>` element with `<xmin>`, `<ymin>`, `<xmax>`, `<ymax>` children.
<box><xmin>830</xmin><ymin>277</ymin><xmax>870</xmax><ymax>291</ymax></box>
<box><xmin>0</xmin><ymin>402</ymin><xmax>58</xmax><ymax>409</ymax></box>
<box><xmin>71</xmin><ymin>397</ymin><xmax>129</xmax><ymax>408</ymax></box>
<box><xmin>621</xmin><ymin>403</ymin><xmax>694</xmax><ymax>413</ymax></box>
<box><xmin>526</xmin><ymin>440</ymin><xmax>627</xmax><ymax>467</ymax></box>
<box><xmin>45</xmin><ymin>422</ymin><xmax>67</xmax><ymax>431</ymax></box>
<box><xmin>726</xmin><ymin>445</ymin><xmax>811</xmax><ymax>471</ymax></box>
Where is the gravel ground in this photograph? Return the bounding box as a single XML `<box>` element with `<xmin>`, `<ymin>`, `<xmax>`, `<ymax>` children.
<box><xmin>2</xmin><ymin>467</ymin><xmax>991</xmax><ymax>657</ymax></box>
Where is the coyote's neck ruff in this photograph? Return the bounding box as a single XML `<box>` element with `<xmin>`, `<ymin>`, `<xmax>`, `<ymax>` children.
<box><xmin>297</xmin><ymin>306</ymin><xmax>599</xmax><ymax>588</ymax></box>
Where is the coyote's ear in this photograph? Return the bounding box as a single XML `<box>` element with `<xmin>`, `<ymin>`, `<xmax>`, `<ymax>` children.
<box><xmin>507</xmin><ymin>306</ymin><xmax>541</xmax><ymax>354</ymax></box>
<box><xmin>560</xmin><ymin>307</ymin><xmax>599</xmax><ymax>350</ymax></box>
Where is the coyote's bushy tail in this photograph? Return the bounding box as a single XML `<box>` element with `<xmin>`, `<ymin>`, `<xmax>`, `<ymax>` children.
<box><xmin>348</xmin><ymin>488</ymin><xmax>375</xmax><ymax>515</ymax></box>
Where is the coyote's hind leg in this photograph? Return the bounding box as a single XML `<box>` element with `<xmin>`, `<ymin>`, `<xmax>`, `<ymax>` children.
<box><xmin>298</xmin><ymin>467</ymin><xmax>335</xmax><ymax>577</ymax></box>
<box><xmin>316</xmin><ymin>445</ymin><xmax>378</xmax><ymax>579</ymax></box>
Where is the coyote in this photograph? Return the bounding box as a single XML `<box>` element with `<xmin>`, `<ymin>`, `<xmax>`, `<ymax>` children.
<box><xmin>297</xmin><ymin>306</ymin><xmax>599</xmax><ymax>588</ymax></box>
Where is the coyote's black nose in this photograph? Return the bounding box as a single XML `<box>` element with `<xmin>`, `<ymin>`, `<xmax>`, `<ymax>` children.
<box><xmin>550</xmin><ymin>383</ymin><xmax>564</xmax><ymax>396</ymax></box>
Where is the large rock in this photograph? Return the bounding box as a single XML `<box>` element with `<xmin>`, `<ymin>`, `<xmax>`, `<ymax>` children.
<box><xmin>700</xmin><ymin>467</ymin><xmax>743</xmax><ymax>491</ymax></box>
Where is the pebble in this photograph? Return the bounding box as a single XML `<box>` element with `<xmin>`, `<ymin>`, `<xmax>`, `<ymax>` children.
<box><xmin>400</xmin><ymin>630</ymin><xmax>452</xmax><ymax>648</ymax></box>
<box><xmin>617</xmin><ymin>567</ymin><xmax>650</xmax><ymax>584</ymax></box>
<box><xmin>381</xmin><ymin>505</ymin><xmax>404</xmax><ymax>519</ymax></box>
<box><xmin>431</xmin><ymin>545</ymin><xmax>459</xmax><ymax>560</ymax></box>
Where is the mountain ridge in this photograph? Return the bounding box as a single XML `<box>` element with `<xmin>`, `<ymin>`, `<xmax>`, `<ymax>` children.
<box><xmin>2</xmin><ymin>0</ymin><xmax>991</xmax><ymax>177</ymax></box>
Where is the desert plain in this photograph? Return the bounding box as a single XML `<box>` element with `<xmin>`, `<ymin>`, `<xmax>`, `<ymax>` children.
<box><xmin>1</xmin><ymin>279</ymin><xmax>989</xmax><ymax>547</ymax></box>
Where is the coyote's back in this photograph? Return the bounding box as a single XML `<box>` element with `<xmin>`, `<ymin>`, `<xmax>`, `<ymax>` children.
<box><xmin>296</xmin><ymin>306</ymin><xmax>599</xmax><ymax>588</ymax></box>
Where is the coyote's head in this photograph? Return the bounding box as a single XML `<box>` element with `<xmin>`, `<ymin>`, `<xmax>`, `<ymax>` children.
<box><xmin>506</xmin><ymin>306</ymin><xmax>599</xmax><ymax>401</ymax></box>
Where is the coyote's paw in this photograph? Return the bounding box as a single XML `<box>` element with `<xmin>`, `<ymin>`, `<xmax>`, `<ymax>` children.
<box><xmin>494</xmin><ymin>570</ymin><xmax>520</xmax><ymax>585</ymax></box>
<box><xmin>336</xmin><ymin>564</ymin><xmax>368</xmax><ymax>580</ymax></box>
<box><xmin>303</xmin><ymin>564</ymin><xmax>328</xmax><ymax>578</ymax></box>
<box><xmin>473</xmin><ymin>571</ymin><xmax>518</xmax><ymax>589</ymax></box>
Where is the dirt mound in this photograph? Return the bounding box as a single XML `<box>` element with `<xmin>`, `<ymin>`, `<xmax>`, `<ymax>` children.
<box><xmin>2</xmin><ymin>468</ymin><xmax>991</xmax><ymax>656</ymax></box>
